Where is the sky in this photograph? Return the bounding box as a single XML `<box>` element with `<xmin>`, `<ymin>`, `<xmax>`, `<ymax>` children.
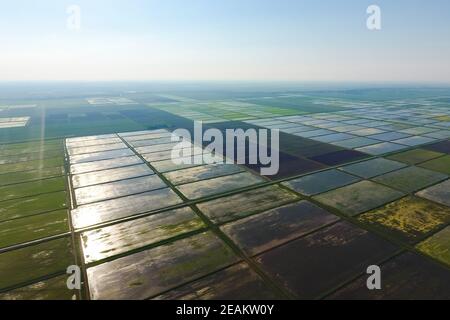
<box><xmin>1</xmin><ymin>0</ymin><xmax>450</xmax><ymax>83</ymax></box>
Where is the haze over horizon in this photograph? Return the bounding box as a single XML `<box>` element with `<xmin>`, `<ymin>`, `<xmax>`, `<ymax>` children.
<box><xmin>1</xmin><ymin>0</ymin><xmax>450</xmax><ymax>83</ymax></box>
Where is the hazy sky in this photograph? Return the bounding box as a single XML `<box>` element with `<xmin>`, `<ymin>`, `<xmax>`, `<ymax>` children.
<box><xmin>1</xmin><ymin>0</ymin><xmax>450</xmax><ymax>82</ymax></box>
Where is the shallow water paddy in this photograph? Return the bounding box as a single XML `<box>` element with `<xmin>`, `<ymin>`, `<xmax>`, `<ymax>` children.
<box><xmin>176</xmin><ymin>171</ymin><xmax>265</xmax><ymax>200</ymax></box>
<box><xmin>196</xmin><ymin>185</ymin><xmax>300</xmax><ymax>224</ymax></box>
<box><xmin>255</xmin><ymin>222</ymin><xmax>398</xmax><ymax>299</ymax></box>
<box><xmin>416</xmin><ymin>179</ymin><xmax>450</xmax><ymax>207</ymax></box>
<box><xmin>163</xmin><ymin>163</ymin><xmax>243</xmax><ymax>185</ymax></box>
<box><xmin>74</xmin><ymin>175</ymin><xmax>167</xmax><ymax>205</ymax></box>
<box><xmin>356</xmin><ymin>142</ymin><xmax>408</xmax><ymax>155</ymax></box>
<box><xmin>153</xmin><ymin>262</ymin><xmax>280</xmax><ymax>300</ymax></box>
<box><xmin>71</xmin><ymin>188</ymin><xmax>183</xmax><ymax>229</ymax></box>
<box><xmin>72</xmin><ymin>164</ymin><xmax>154</xmax><ymax>188</ymax></box>
<box><xmin>221</xmin><ymin>201</ymin><xmax>340</xmax><ymax>255</ymax></box>
<box><xmin>328</xmin><ymin>252</ymin><xmax>450</xmax><ymax>299</ymax></box>
<box><xmin>423</xmin><ymin>140</ymin><xmax>450</xmax><ymax>154</ymax></box>
<box><xmin>313</xmin><ymin>181</ymin><xmax>404</xmax><ymax>216</ymax></box>
<box><xmin>86</xmin><ymin>232</ymin><xmax>239</xmax><ymax>299</ymax></box>
<box><xmin>339</xmin><ymin>158</ymin><xmax>406</xmax><ymax>179</ymax></box>
<box><xmin>67</xmin><ymin>142</ymin><xmax>127</xmax><ymax>157</ymax></box>
<box><xmin>69</xmin><ymin>149</ymin><xmax>135</xmax><ymax>164</ymax></box>
<box><xmin>69</xmin><ymin>155</ymin><xmax>143</xmax><ymax>175</ymax></box>
<box><xmin>81</xmin><ymin>207</ymin><xmax>205</xmax><ymax>264</ymax></box>
<box><xmin>282</xmin><ymin>169</ymin><xmax>360</xmax><ymax>196</ymax></box>
<box><xmin>372</xmin><ymin>166</ymin><xmax>448</xmax><ymax>193</ymax></box>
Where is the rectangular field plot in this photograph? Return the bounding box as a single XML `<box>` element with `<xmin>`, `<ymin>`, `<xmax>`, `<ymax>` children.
<box><xmin>423</xmin><ymin>140</ymin><xmax>450</xmax><ymax>154</ymax></box>
<box><xmin>328</xmin><ymin>252</ymin><xmax>450</xmax><ymax>299</ymax></box>
<box><xmin>74</xmin><ymin>175</ymin><xmax>167</xmax><ymax>205</ymax></box>
<box><xmin>87</xmin><ymin>97</ymin><xmax>138</xmax><ymax>106</ymax></box>
<box><xmin>67</xmin><ymin>142</ymin><xmax>128</xmax><ymax>157</ymax></box>
<box><xmin>72</xmin><ymin>164</ymin><xmax>154</xmax><ymax>188</ymax></box>
<box><xmin>254</xmin><ymin>222</ymin><xmax>398</xmax><ymax>299</ymax></box>
<box><xmin>149</xmin><ymin>155</ymin><xmax>221</xmax><ymax>173</ymax></box>
<box><xmin>221</xmin><ymin>201</ymin><xmax>339</xmax><ymax>256</ymax></box>
<box><xmin>0</xmin><ymin>140</ymin><xmax>63</xmax><ymax>156</ymax></box>
<box><xmin>0</xmin><ymin>237</ymin><xmax>73</xmax><ymax>290</ymax></box>
<box><xmin>65</xmin><ymin>137</ymin><xmax>123</xmax><ymax>149</ymax></box>
<box><xmin>140</xmin><ymin>146</ymin><xmax>205</xmax><ymax>163</ymax></box>
<box><xmin>339</xmin><ymin>158</ymin><xmax>406</xmax><ymax>179</ymax></box>
<box><xmin>416</xmin><ymin>179</ymin><xmax>450</xmax><ymax>207</ymax></box>
<box><xmin>419</xmin><ymin>155</ymin><xmax>450</xmax><ymax>174</ymax></box>
<box><xmin>417</xmin><ymin>226</ymin><xmax>450</xmax><ymax>267</ymax></box>
<box><xmin>358</xmin><ymin>196</ymin><xmax>450</xmax><ymax>243</ymax></box>
<box><xmin>80</xmin><ymin>207</ymin><xmax>205</xmax><ymax>264</ymax></box>
<box><xmin>71</xmin><ymin>188</ymin><xmax>183</xmax><ymax>229</ymax></box>
<box><xmin>0</xmin><ymin>117</ymin><xmax>30</xmax><ymax>129</ymax></box>
<box><xmin>372</xmin><ymin>166</ymin><xmax>448</xmax><ymax>193</ymax></box>
<box><xmin>150</xmin><ymin>101</ymin><xmax>301</xmax><ymax>123</ymax></box>
<box><xmin>66</xmin><ymin>134</ymin><xmax>118</xmax><ymax>145</ymax></box>
<box><xmin>176</xmin><ymin>172</ymin><xmax>265</xmax><ymax>200</ymax></box>
<box><xmin>0</xmin><ymin>167</ymin><xmax>65</xmax><ymax>186</ymax></box>
<box><xmin>163</xmin><ymin>163</ymin><xmax>243</xmax><ymax>185</ymax></box>
<box><xmin>0</xmin><ymin>177</ymin><xmax>66</xmax><ymax>202</ymax></box>
<box><xmin>196</xmin><ymin>185</ymin><xmax>300</xmax><ymax>224</ymax></box>
<box><xmin>0</xmin><ymin>209</ymin><xmax>69</xmax><ymax>249</ymax></box>
<box><xmin>0</xmin><ymin>157</ymin><xmax>64</xmax><ymax>174</ymax></box>
<box><xmin>282</xmin><ymin>169</ymin><xmax>360</xmax><ymax>196</ymax></box>
<box><xmin>154</xmin><ymin>262</ymin><xmax>280</xmax><ymax>300</ymax></box>
<box><xmin>86</xmin><ymin>232</ymin><xmax>239</xmax><ymax>300</ymax></box>
<box><xmin>0</xmin><ymin>191</ymin><xmax>67</xmax><ymax>222</ymax></box>
<box><xmin>387</xmin><ymin>148</ymin><xmax>444</xmax><ymax>165</ymax></box>
<box><xmin>0</xmin><ymin>275</ymin><xmax>76</xmax><ymax>300</ymax></box>
<box><xmin>69</xmin><ymin>149</ymin><xmax>135</xmax><ymax>164</ymax></box>
<box><xmin>69</xmin><ymin>155</ymin><xmax>143</xmax><ymax>175</ymax></box>
<box><xmin>355</xmin><ymin>142</ymin><xmax>408</xmax><ymax>155</ymax></box>
<box><xmin>313</xmin><ymin>181</ymin><xmax>404</xmax><ymax>216</ymax></box>
<box><xmin>0</xmin><ymin>149</ymin><xmax>63</xmax><ymax>165</ymax></box>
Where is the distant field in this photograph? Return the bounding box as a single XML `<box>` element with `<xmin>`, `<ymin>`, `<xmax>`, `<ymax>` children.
<box><xmin>1</xmin><ymin>85</ymin><xmax>450</xmax><ymax>300</ymax></box>
<box><xmin>244</xmin><ymin>96</ymin><xmax>349</xmax><ymax>113</ymax></box>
